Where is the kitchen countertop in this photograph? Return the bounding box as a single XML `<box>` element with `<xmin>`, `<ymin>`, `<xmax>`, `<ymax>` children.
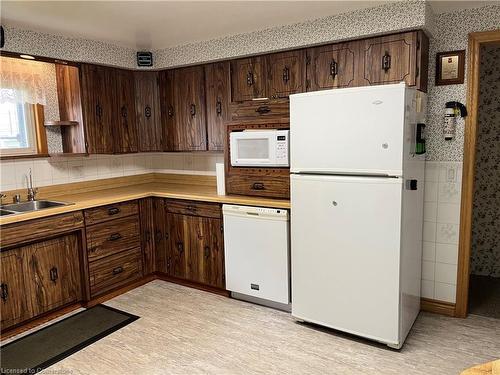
<box><xmin>0</xmin><ymin>182</ymin><xmax>290</xmax><ymax>226</ymax></box>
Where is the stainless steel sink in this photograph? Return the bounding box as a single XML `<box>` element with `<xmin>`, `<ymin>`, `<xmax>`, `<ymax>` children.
<box><xmin>1</xmin><ymin>200</ymin><xmax>71</xmax><ymax>214</ymax></box>
<box><xmin>0</xmin><ymin>209</ymin><xmax>14</xmax><ymax>216</ymax></box>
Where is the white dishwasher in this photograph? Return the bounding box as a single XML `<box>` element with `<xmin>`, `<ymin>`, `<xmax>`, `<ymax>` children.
<box><xmin>223</xmin><ymin>204</ymin><xmax>290</xmax><ymax>307</ymax></box>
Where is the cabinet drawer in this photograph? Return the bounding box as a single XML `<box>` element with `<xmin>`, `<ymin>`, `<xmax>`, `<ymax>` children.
<box><xmin>166</xmin><ymin>200</ymin><xmax>221</xmax><ymax>218</ymax></box>
<box><xmin>229</xmin><ymin>99</ymin><xmax>289</xmax><ymax>121</ymax></box>
<box><xmin>86</xmin><ymin>216</ymin><xmax>140</xmax><ymax>261</ymax></box>
<box><xmin>89</xmin><ymin>247</ymin><xmax>143</xmax><ymax>297</ymax></box>
<box><xmin>226</xmin><ymin>175</ymin><xmax>290</xmax><ymax>199</ymax></box>
<box><xmin>84</xmin><ymin>200</ymin><xmax>139</xmax><ymax>225</ymax></box>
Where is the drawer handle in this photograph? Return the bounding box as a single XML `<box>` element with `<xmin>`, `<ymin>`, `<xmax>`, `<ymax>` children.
<box><xmin>216</xmin><ymin>99</ymin><xmax>222</xmax><ymax>116</ymax></box>
<box><xmin>204</xmin><ymin>246</ymin><xmax>210</xmax><ymax>259</ymax></box>
<box><xmin>50</xmin><ymin>267</ymin><xmax>58</xmax><ymax>283</ymax></box>
<box><xmin>1</xmin><ymin>283</ymin><xmax>8</xmax><ymax>302</ymax></box>
<box><xmin>154</xmin><ymin>229</ymin><xmax>163</xmax><ymax>244</ymax></box>
<box><xmin>108</xmin><ymin>207</ymin><xmax>120</xmax><ymax>215</ymax></box>
<box><xmin>190</xmin><ymin>104</ymin><xmax>196</xmax><ymax>117</ymax></box>
<box><xmin>113</xmin><ymin>266</ymin><xmax>124</xmax><ymax>275</ymax></box>
<box><xmin>109</xmin><ymin>233</ymin><xmax>122</xmax><ymax>241</ymax></box>
<box><xmin>252</xmin><ymin>182</ymin><xmax>265</xmax><ymax>190</ymax></box>
<box><xmin>246</xmin><ymin>71</ymin><xmax>254</xmax><ymax>86</ymax></box>
<box><xmin>330</xmin><ymin>59</ymin><xmax>338</xmax><ymax>78</ymax></box>
<box><xmin>186</xmin><ymin>205</ymin><xmax>197</xmax><ymax>212</ymax></box>
<box><xmin>282</xmin><ymin>66</ymin><xmax>290</xmax><ymax>83</ymax></box>
<box><xmin>255</xmin><ymin>106</ymin><xmax>271</xmax><ymax>114</ymax></box>
<box><xmin>176</xmin><ymin>242</ymin><xmax>184</xmax><ymax>253</ymax></box>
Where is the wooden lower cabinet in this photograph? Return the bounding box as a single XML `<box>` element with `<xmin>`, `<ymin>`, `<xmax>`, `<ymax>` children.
<box><xmin>0</xmin><ymin>233</ymin><xmax>82</xmax><ymax>331</ymax></box>
<box><xmin>27</xmin><ymin>234</ymin><xmax>82</xmax><ymax>316</ymax></box>
<box><xmin>0</xmin><ymin>249</ymin><xmax>32</xmax><ymax>330</ymax></box>
<box><xmin>164</xmin><ymin>200</ymin><xmax>225</xmax><ymax>289</ymax></box>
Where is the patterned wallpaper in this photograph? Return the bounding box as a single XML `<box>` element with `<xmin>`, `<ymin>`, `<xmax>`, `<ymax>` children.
<box><xmin>425</xmin><ymin>5</ymin><xmax>500</xmax><ymax>161</ymax></box>
<box><xmin>152</xmin><ymin>0</ymin><xmax>428</xmax><ymax>67</ymax></box>
<box><xmin>470</xmin><ymin>44</ymin><xmax>500</xmax><ymax>277</ymax></box>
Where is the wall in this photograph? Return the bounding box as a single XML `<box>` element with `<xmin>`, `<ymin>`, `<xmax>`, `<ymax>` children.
<box><xmin>420</xmin><ymin>6</ymin><xmax>500</xmax><ymax>302</ymax></box>
<box><xmin>470</xmin><ymin>44</ymin><xmax>500</xmax><ymax>278</ymax></box>
<box><xmin>0</xmin><ymin>153</ymin><xmax>223</xmax><ymax>192</ymax></box>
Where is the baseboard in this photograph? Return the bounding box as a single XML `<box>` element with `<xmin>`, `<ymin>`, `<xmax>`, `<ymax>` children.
<box><xmin>155</xmin><ymin>273</ymin><xmax>230</xmax><ymax>297</ymax></box>
<box><xmin>421</xmin><ymin>298</ymin><xmax>456</xmax><ymax>317</ymax></box>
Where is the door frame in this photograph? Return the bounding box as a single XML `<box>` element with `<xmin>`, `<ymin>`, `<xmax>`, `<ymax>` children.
<box><xmin>455</xmin><ymin>29</ymin><xmax>500</xmax><ymax>318</ymax></box>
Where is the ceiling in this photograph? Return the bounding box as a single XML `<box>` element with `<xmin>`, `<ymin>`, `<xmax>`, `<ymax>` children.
<box><xmin>1</xmin><ymin>1</ymin><xmax>497</xmax><ymax>50</ymax></box>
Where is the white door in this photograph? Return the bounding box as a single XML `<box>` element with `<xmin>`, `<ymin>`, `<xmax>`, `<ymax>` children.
<box><xmin>291</xmin><ymin>174</ymin><xmax>402</xmax><ymax>345</ymax></box>
<box><xmin>290</xmin><ymin>83</ymin><xmax>406</xmax><ymax>176</ymax></box>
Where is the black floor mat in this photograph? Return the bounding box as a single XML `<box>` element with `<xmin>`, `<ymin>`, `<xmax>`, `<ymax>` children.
<box><xmin>1</xmin><ymin>304</ymin><xmax>139</xmax><ymax>374</ymax></box>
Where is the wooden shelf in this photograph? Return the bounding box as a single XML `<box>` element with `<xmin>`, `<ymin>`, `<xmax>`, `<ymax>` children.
<box><xmin>44</xmin><ymin>121</ymin><xmax>79</xmax><ymax>127</ymax></box>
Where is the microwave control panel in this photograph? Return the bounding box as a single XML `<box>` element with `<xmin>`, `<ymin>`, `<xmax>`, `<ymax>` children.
<box><xmin>276</xmin><ymin>132</ymin><xmax>289</xmax><ymax>165</ymax></box>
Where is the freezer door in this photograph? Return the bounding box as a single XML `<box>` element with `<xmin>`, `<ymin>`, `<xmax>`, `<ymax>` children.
<box><xmin>291</xmin><ymin>174</ymin><xmax>402</xmax><ymax>345</ymax></box>
<box><xmin>290</xmin><ymin>84</ymin><xmax>407</xmax><ymax>176</ymax></box>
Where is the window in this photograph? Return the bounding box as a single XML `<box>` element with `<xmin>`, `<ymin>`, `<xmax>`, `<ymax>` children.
<box><xmin>0</xmin><ymin>56</ymin><xmax>47</xmax><ymax>156</ymax></box>
<box><xmin>0</xmin><ymin>89</ymin><xmax>37</xmax><ymax>155</ymax></box>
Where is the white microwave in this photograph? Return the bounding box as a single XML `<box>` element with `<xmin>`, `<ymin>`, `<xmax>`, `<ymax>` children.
<box><xmin>230</xmin><ymin>129</ymin><xmax>290</xmax><ymax>167</ymax></box>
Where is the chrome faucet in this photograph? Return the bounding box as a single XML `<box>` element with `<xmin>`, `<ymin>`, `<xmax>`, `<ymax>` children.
<box><xmin>27</xmin><ymin>168</ymin><xmax>38</xmax><ymax>201</ymax></box>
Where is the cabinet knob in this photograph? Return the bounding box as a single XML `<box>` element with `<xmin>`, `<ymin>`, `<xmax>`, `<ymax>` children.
<box><xmin>190</xmin><ymin>104</ymin><xmax>196</xmax><ymax>117</ymax></box>
<box><xmin>282</xmin><ymin>66</ymin><xmax>290</xmax><ymax>83</ymax></box>
<box><xmin>382</xmin><ymin>52</ymin><xmax>391</xmax><ymax>71</ymax></box>
<box><xmin>113</xmin><ymin>266</ymin><xmax>124</xmax><ymax>275</ymax></box>
<box><xmin>246</xmin><ymin>71</ymin><xmax>254</xmax><ymax>86</ymax></box>
<box><xmin>145</xmin><ymin>106</ymin><xmax>152</xmax><ymax>118</ymax></box>
<box><xmin>255</xmin><ymin>106</ymin><xmax>271</xmax><ymax>115</ymax></box>
<box><xmin>330</xmin><ymin>59</ymin><xmax>338</xmax><ymax>78</ymax></box>
<box><xmin>121</xmin><ymin>106</ymin><xmax>127</xmax><ymax>118</ymax></box>
<box><xmin>50</xmin><ymin>267</ymin><xmax>58</xmax><ymax>283</ymax></box>
<box><xmin>176</xmin><ymin>241</ymin><xmax>184</xmax><ymax>253</ymax></box>
<box><xmin>168</xmin><ymin>105</ymin><xmax>174</xmax><ymax>118</ymax></box>
<box><xmin>0</xmin><ymin>283</ymin><xmax>8</xmax><ymax>302</ymax></box>
<box><xmin>216</xmin><ymin>99</ymin><xmax>222</xmax><ymax>116</ymax></box>
<box><xmin>252</xmin><ymin>182</ymin><xmax>265</xmax><ymax>190</ymax></box>
<box><xmin>204</xmin><ymin>246</ymin><xmax>210</xmax><ymax>259</ymax></box>
<box><xmin>155</xmin><ymin>230</ymin><xmax>163</xmax><ymax>244</ymax></box>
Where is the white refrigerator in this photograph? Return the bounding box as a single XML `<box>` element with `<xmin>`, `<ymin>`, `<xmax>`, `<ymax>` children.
<box><xmin>290</xmin><ymin>83</ymin><xmax>425</xmax><ymax>349</ymax></box>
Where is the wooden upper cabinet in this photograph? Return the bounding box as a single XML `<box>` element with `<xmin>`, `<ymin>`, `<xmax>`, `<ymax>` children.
<box><xmin>231</xmin><ymin>56</ymin><xmax>267</xmax><ymax>102</ymax></box>
<box><xmin>267</xmin><ymin>50</ymin><xmax>306</xmax><ymax>98</ymax></box>
<box><xmin>204</xmin><ymin>61</ymin><xmax>230</xmax><ymax>151</ymax></box>
<box><xmin>135</xmin><ymin>71</ymin><xmax>162</xmax><ymax>152</ymax></box>
<box><xmin>359</xmin><ymin>31</ymin><xmax>426</xmax><ymax>90</ymax></box>
<box><xmin>0</xmin><ymin>249</ymin><xmax>32</xmax><ymax>330</ymax></box>
<box><xmin>159</xmin><ymin>70</ymin><xmax>175</xmax><ymax>151</ymax></box>
<box><xmin>173</xmin><ymin>66</ymin><xmax>207</xmax><ymax>151</ymax></box>
<box><xmin>80</xmin><ymin>64</ymin><xmax>115</xmax><ymax>154</ymax></box>
<box><xmin>26</xmin><ymin>234</ymin><xmax>81</xmax><ymax>316</ymax></box>
<box><xmin>115</xmin><ymin>69</ymin><xmax>138</xmax><ymax>153</ymax></box>
<box><xmin>307</xmin><ymin>42</ymin><xmax>358</xmax><ymax>91</ymax></box>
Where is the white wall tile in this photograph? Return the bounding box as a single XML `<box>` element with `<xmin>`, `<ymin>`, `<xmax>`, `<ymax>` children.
<box><xmin>425</xmin><ymin>162</ymin><xmax>440</xmax><ymax>182</ymax></box>
<box><xmin>33</xmin><ymin>159</ymin><xmax>53</xmax><ymax>187</ymax></box>
<box><xmin>423</xmin><ymin>221</ymin><xmax>437</xmax><ymax>242</ymax></box>
<box><xmin>97</xmin><ymin>157</ymin><xmax>113</xmax><ymax>178</ymax></box>
<box><xmin>435</xmin><ymin>262</ymin><xmax>458</xmax><ymax>284</ymax></box>
<box><xmin>434</xmin><ymin>282</ymin><xmax>456</xmax><ymax>303</ymax></box>
<box><xmin>110</xmin><ymin>156</ymin><xmax>124</xmax><ymax>177</ymax></box>
<box><xmin>68</xmin><ymin>159</ymin><xmax>85</xmax><ymax>181</ymax></box>
<box><xmin>439</xmin><ymin>162</ymin><xmax>462</xmax><ymax>183</ymax></box>
<box><xmin>436</xmin><ymin>243</ymin><xmax>459</xmax><ymax>265</ymax></box>
<box><xmin>421</xmin><ymin>279</ymin><xmax>434</xmax><ymax>299</ymax></box>
<box><xmin>436</xmin><ymin>223</ymin><xmax>459</xmax><ymax>244</ymax></box>
<box><xmin>0</xmin><ymin>162</ymin><xmax>17</xmax><ymax>191</ymax></box>
<box><xmin>83</xmin><ymin>158</ymin><xmax>98</xmax><ymax>178</ymax></box>
<box><xmin>437</xmin><ymin>203</ymin><xmax>461</xmax><ymax>224</ymax></box>
<box><xmin>422</xmin><ymin>241</ymin><xmax>436</xmax><ymax>262</ymax></box>
<box><xmin>424</xmin><ymin>202</ymin><xmax>438</xmax><ymax>222</ymax></box>
<box><xmin>422</xmin><ymin>260</ymin><xmax>435</xmax><ymax>281</ymax></box>
<box><xmin>183</xmin><ymin>154</ymin><xmax>194</xmax><ymax>171</ymax></box>
<box><xmin>424</xmin><ymin>181</ymin><xmax>438</xmax><ymax>202</ymax></box>
<box><xmin>50</xmin><ymin>161</ymin><xmax>69</xmax><ymax>184</ymax></box>
<box><xmin>438</xmin><ymin>182</ymin><xmax>461</xmax><ymax>204</ymax></box>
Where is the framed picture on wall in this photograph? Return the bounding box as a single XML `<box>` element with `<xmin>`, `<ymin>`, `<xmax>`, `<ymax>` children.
<box><xmin>436</xmin><ymin>50</ymin><xmax>465</xmax><ymax>85</ymax></box>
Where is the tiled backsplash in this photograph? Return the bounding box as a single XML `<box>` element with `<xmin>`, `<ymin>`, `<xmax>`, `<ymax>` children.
<box><xmin>421</xmin><ymin>160</ymin><xmax>463</xmax><ymax>303</ymax></box>
<box><xmin>0</xmin><ymin>153</ymin><xmax>223</xmax><ymax>192</ymax></box>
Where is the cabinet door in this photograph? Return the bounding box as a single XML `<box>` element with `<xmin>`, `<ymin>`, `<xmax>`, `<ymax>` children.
<box><xmin>80</xmin><ymin>64</ymin><xmax>115</xmax><ymax>154</ymax></box>
<box><xmin>173</xmin><ymin>66</ymin><xmax>207</xmax><ymax>151</ymax></box>
<box><xmin>27</xmin><ymin>234</ymin><xmax>81</xmax><ymax>316</ymax></box>
<box><xmin>167</xmin><ymin>212</ymin><xmax>188</xmax><ymax>279</ymax></box>
<box><xmin>191</xmin><ymin>216</ymin><xmax>225</xmax><ymax>289</ymax></box>
<box><xmin>205</xmin><ymin>62</ymin><xmax>230</xmax><ymax>151</ymax></box>
<box><xmin>231</xmin><ymin>57</ymin><xmax>267</xmax><ymax>102</ymax></box>
<box><xmin>267</xmin><ymin>50</ymin><xmax>306</xmax><ymax>98</ymax></box>
<box><xmin>153</xmin><ymin>198</ymin><xmax>168</xmax><ymax>273</ymax></box>
<box><xmin>159</xmin><ymin>69</ymin><xmax>175</xmax><ymax>151</ymax></box>
<box><xmin>307</xmin><ymin>42</ymin><xmax>358</xmax><ymax>91</ymax></box>
<box><xmin>0</xmin><ymin>249</ymin><xmax>32</xmax><ymax>329</ymax></box>
<box><xmin>139</xmin><ymin>198</ymin><xmax>155</xmax><ymax>275</ymax></box>
<box><xmin>360</xmin><ymin>31</ymin><xmax>417</xmax><ymax>87</ymax></box>
<box><xmin>115</xmin><ymin>69</ymin><xmax>138</xmax><ymax>153</ymax></box>
<box><xmin>135</xmin><ymin>71</ymin><xmax>162</xmax><ymax>152</ymax></box>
